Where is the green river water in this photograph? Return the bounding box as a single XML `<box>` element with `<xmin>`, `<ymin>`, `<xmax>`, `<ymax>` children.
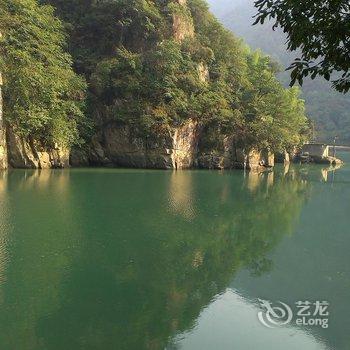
<box><xmin>0</xmin><ymin>152</ymin><xmax>349</xmax><ymax>350</ymax></box>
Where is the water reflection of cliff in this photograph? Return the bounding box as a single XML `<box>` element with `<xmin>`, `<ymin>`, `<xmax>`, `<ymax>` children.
<box><xmin>0</xmin><ymin>170</ymin><xmax>80</xmax><ymax>349</ymax></box>
<box><xmin>0</xmin><ymin>168</ymin><xmax>312</xmax><ymax>350</ymax></box>
<box><xmin>298</xmin><ymin>164</ymin><xmax>343</xmax><ymax>183</ymax></box>
<box><xmin>0</xmin><ymin>172</ymin><xmax>9</xmax><ymax>296</ymax></box>
<box><xmin>227</xmin><ymin>160</ymin><xmax>350</xmax><ymax>350</ymax></box>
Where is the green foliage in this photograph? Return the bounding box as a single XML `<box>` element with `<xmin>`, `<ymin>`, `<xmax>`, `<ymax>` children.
<box><xmin>44</xmin><ymin>0</ymin><xmax>167</xmax><ymax>74</ymax></box>
<box><xmin>42</xmin><ymin>0</ymin><xmax>309</xmax><ymax>153</ymax></box>
<box><xmin>0</xmin><ymin>0</ymin><xmax>86</xmax><ymax>147</ymax></box>
<box><xmin>254</xmin><ymin>0</ymin><xmax>350</xmax><ymax>93</ymax></box>
<box><xmin>90</xmin><ymin>40</ymin><xmax>205</xmax><ymax>135</ymax></box>
<box><xmin>241</xmin><ymin>51</ymin><xmax>309</xmax><ymax>152</ymax></box>
<box><xmin>212</xmin><ymin>0</ymin><xmax>350</xmax><ymax>145</ymax></box>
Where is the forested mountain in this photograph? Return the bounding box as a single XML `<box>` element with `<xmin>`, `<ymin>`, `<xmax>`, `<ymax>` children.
<box><xmin>0</xmin><ymin>0</ymin><xmax>309</xmax><ymax>169</ymax></box>
<box><xmin>207</xmin><ymin>0</ymin><xmax>350</xmax><ymax>145</ymax></box>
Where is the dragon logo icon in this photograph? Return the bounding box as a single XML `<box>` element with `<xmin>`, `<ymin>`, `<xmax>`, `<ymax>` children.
<box><xmin>258</xmin><ymin>299</ymin><xmax>293</xmax><ymax>328</ymax></box>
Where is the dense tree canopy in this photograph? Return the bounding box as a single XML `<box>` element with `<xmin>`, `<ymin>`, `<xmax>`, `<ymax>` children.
<box><xmin>242</xmin><ymin>51</ymin><xmax>309</xmax><ymax>151</ymax></box>
<box><xmin>42</xmin><ymin>0</ymin><xmax>309</xmax><ymax>153</ymax></box>
<box><xmin>0</xmin><ymin>0</ymin><xmax>86</xmax><ymax>146</ymax></box>
<box><xmin>0</xmin><ymin>0</ymin><xmax>310</xmax><ymax>154</ymax></box>
<box><xmin>208</xmin><ymin>0</ymin><xmax>350</xmax><ymax>144</ymax></box>
<box><xmin>254</xmin><ymin>0</ymin><xmax>350</xmax><ymax>93</ymax></box>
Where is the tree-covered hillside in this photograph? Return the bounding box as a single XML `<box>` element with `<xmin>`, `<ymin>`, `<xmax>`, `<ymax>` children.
<box><xmin>43</xmin><ymin>0</ymin><xmax>308</xmax><ymax>153</ymax></box>
<box><xmin>207</xmin><ymin>0</ymin><xmax>350</xmax><ymax>145</ymax></box>
<box><xmin>0</xmin><ymin>0</ymin><xmax>310</xmax><ymax>168</ymax></box>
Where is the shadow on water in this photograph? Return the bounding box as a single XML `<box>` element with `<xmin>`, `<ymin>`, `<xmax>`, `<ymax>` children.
<box><xmin>0</xmin><ymin>159</ymin><xmax>347</xmax><ymax>349</ymax></box>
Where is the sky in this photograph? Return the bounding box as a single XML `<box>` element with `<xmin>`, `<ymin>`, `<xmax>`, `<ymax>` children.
<box><xmin>206</xmin><ymin>0</ymin><xmax>251</xmax><ymax>16</ymax></box>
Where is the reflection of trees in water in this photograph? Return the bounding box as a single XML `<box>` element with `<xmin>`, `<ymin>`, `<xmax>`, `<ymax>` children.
<box><xmin>0</xmin><ymin>172</ymin><xmax>10</xmax><ymax>295</ymax></box>
<box><xmin>0</xmin><ymin>169</ymin><xmax>310</xmax><ymax>350</ymax></box>
<box><xmin>0</xmin><ymin>170</ymin><xmax>80</xmax><ymax>350</ymax></box>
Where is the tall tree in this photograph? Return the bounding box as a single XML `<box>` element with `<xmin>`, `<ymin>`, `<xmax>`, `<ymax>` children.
<box><xmin>0</xmin><ymin>0</ymin><xmax>86</xmax><ymax>147</ymax></box>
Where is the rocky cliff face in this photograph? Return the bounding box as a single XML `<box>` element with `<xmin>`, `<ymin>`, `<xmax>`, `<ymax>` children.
<box><xmin>80</xmin><ymin>120</ymin><xmax>199</xmax><ymax>169</ymax></box>
<box><xmin>6</xmin><ymin>128</ymin><xmax>69</xmax><ymax>169</ymax></box>
<box><xmin>0</xmin><ymin>0</ymin><xmax>274</xmax><ymax>171</ymax></box>
<box><xmin>1</xmin><ymin>114</ymin><xmax>276</xmax><ymax>170</ymax></box>
<box><xmin>198</xmin><ymin>137</ymin><xmax>274</xmax><ymax>171</ymax></box>
<box><xmin>71</xmin><ymin>0</ymin><xmax>203</xmax><ymax>170</ymax></box>
<box><xmin>72</xmin><ymin>0</ymin><xmax>274</xmax><ymax>172</ymax></box>
<box><xmin>0</xmin><ymin>128</ymin><xmax>7</xmax><ymax>170</ymax></box>
<box><xmin>1</xmin><ymin>64</ymin><xmax>69</xmax><ymax>169</ymax></box>
<box><xmin>172</xmin><ymin>0</ymin><xmax>195</xmax><ymax>42</ymax></box>
<box><xmin>72</xmin><ymin>120</ymin><xmax>273</xmax><ymax>171</ymax></box>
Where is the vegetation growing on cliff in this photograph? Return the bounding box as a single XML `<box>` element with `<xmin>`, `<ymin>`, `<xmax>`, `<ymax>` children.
<box><xmin>187</xmin><ymin>0</ymin><xmax>309</xmax><ymax>152</ymax></box>
<box><xmin>0</xmin><ymin>0</ymin><xmax>86</xmax><ymax>147</ymax></box>
<box><xmin>242</xmin><ymin>51</ymin><xmax>308</xmax><ymax>151</ymax></box>
<box><xmin>1</xmin><ymin>0</ymin><xmax>309</xmax><ymax>154</ymax></box>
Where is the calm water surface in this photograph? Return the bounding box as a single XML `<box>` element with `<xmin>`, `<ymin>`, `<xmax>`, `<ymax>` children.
<box><xmin>0</xmin><ymin>153</ymin><xmax>349</xmax><ymax>350</ymax></box>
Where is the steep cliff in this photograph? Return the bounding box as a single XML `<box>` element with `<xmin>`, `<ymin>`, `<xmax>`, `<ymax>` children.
<box><xmin>0</xmin><ymin>72</ymin><xmax>69</xmax><ymax>169</ymax></box>
<box><xmin>6</xmin><ymin>128</ymin><xmax>69</xmax><ymax>169</ymax></box>
<box><xmin>81</xmin><ymin>120</ymin><xmax>199</xmax><ymax>169</ymax></box>
<box><xmin>70</xmin><ymin>0</ymin><xmax>276</xmax><ymax>170</ymax></box>
<box><xmin>0</xmin><ymin>0</ymin><xmax>85</xmax><ymax>169</ymax></box>
<box><xmin>198</xmin><ymin>139</ymin><xmax>274</xmax><ymax>171</ymax></box>
<box><xmin>2</xmin><ymin>0</ymin><xmax>308</xmax><ymax>170</ymax></box>
<box><xmin>75</xmin><ymin>0</ymin><xmax>202</xmax><ymax>170</ymax></box>
<box><xmin>172</xmin><ymin>0</ymin><xmax>195</xmax><ymax>41</ymax></box>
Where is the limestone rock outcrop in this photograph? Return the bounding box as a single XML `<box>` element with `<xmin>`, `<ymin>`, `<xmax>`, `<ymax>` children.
<box><xmin>80</xmin><ymin>120</ymin><xmax>274</xmax><ymax>171</ymax></box>
<box><xmin>275</xmin><ymin>151</ymin><xmax>291</xmax><ymax>164</ymax></box>
<box><xmin>6</xmin><ymin>128</ymin><xmax>69</xmax><ymax>169</ymax></box>
<box><xmin>85</xmin><ymin>120</ymin><xmax>200</xmax><ymax>169</ymax></box>
<box><xmin>172</xmin><ymin>0</ymin><xmax>195</xmax><ymax>42</ymax></box>
<box><xmin>198</xmin><ymin>143</ymin><xmax>274</xmax><ymax>171</ymax></box>
<box><xmin>0</xmin><ymin>127</ymin><xmax>7</xmax><ymax>170</ymax></box>
<box><xmin>0</xmin><ymin>1</ymin><xmax>279</xmax><ymax>172</ymax></box>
